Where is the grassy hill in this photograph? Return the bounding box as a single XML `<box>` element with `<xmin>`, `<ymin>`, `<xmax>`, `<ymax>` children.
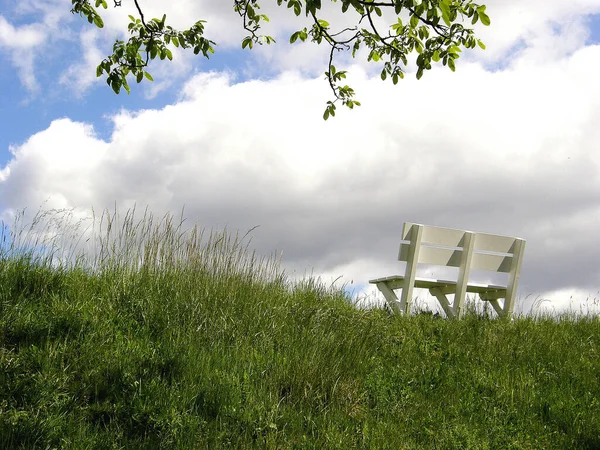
<box><xmin>1</xmin><ymin>209</ymin><xmax>599</xmax><ymax>449</ymax></box>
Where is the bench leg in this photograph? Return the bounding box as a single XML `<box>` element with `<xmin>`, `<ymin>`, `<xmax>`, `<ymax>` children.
<box><xmin>487</xmin><ymin>298</ymin><xmax>505</xmax><ymax>317</ymax></box>
<box><xmin>479</xmin><ymin>290</ymin><xmax>512</xmax><ymax>319</ymax></box>
<box><xmin>375</xmin><ymin>282</ymin><xmax>404</xmax><ymax>314</ymax></box>
<box><xmin>429</xmin><ymin>287</ymin><xmax>456</xmax><ymax>318</ymax></box>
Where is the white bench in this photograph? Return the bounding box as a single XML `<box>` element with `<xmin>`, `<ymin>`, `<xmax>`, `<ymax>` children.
<box><xmin>369</xmin><ymin>223</ymin><xmax>526</xmax><ymax>319</ymax></box>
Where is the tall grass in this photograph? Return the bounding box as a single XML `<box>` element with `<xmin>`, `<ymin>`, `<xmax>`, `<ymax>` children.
<box><xmin>1</xmin><ymin>208</ymin><xmax>599</xmax><ymax>449</ymax></box>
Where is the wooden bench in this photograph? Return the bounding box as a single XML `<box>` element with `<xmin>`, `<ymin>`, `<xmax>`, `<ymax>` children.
<box><xmin>369</xmin><ymin>223</ymin><xmax>526</xmax><ymax>319</ymax></box>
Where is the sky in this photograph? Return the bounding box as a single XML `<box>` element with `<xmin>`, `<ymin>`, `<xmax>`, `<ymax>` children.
<box><xmin>2</xmin><ymin>0</ymin><xmax>600</xmax><ymax>316</ymax></box>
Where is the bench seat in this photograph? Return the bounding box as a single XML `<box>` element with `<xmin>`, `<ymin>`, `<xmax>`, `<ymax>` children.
<box><xmin>369</xmin><ymin>276</ymin><xmax>507</xmax><ymax>298</ymax></box>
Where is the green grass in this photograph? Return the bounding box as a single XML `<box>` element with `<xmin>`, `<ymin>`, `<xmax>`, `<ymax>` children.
<box><xmin>1</xmin><ymin>208</ymin><xmax>599</xmax><ymax>449</ymax></box>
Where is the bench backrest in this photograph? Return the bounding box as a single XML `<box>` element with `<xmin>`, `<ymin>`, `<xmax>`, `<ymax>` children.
<box><xmin>399</xmin><ymin>223</ymin><xmax>526</xmax><ymax>315</ymax></box>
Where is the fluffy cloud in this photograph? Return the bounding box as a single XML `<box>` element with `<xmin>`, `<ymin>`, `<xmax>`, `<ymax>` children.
<box><xmin>3</xmin><ymin>1</ymin><xmax>600</xmax><ymax>314</ymax></box>
<box><xmin>2</xmin><ymin>34</ymin><xmax>600</xmax><ymax>314</ymax></box>
<box><xmin>0</xmin><ymin>16</ymin><xmax>46</xmax><ymax>92</ymax></box>
<box><xmin>59</xmin><ymin>29</ymin><xmax>105</xmax><ymax>95</ymax></box>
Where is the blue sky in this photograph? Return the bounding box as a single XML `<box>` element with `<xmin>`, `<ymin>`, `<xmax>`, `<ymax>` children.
<box><xmin>2</xmin><ymin>0</ymin><xmax>600</xmax><ymax>315</ymax></box>
<box><xmin>0</xmin><ymin>45</ymin><xmax>255</xmax><ymax>159</ymax></box>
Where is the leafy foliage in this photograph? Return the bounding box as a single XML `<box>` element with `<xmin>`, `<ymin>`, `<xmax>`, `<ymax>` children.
<box><xmin>71</xmin><ymin>0</ymin><xmax>490</xmax><ymax>118</ymax></box>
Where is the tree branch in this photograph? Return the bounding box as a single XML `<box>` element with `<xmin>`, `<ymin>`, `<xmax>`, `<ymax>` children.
<box><xmin>133</xmin><ymin>0</ymin><xmax>146</xmax><ymax>27</ymax></box>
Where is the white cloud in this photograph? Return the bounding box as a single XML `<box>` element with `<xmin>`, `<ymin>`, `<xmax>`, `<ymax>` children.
<box><xmin>2</xmin><ymin>37</ymin><xmax>600</xmax><ymax>315</ymax></box>
<box><xmin>0</xmin><ymin>16</ymin><xmax>45</xmax><ymax>49</ymax></box>
<box><xmin>472</xmin><ymin>0</ymin><xmax>600</xmax><ymax>63</ymax></box>
<box><xmin>3</xmin><ymin>1</ymin><xmax>600</xmax><ymax>314</ymax></box>
<box><xmin>59</xmin><ymin>29</ymin><xmax>104</xmax><ymax>95</ymax></box>
<box><xmin>0</xmin><ymin>16</ymin><xmax>46</xmax><ymax>91</ymax></box>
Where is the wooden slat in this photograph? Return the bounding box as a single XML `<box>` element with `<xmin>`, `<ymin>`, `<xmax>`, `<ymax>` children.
<box><xmin>422</xmin><ymin>226</ymin><xmax>467</xmax><ymax>247</ymax></box>
<box><xmin>376</xmin><ymin>277</ymin><xmax>405</xmax><ymax>290</ymax></box>
<box><xmin>369</xmin><ymin>275</ymin><xmax>405</xmax><ymax>284</ymax></box>
<box><xmin>412</xmin><ymin>277</ymin><xmax>506</xmax><ymax>294</ymax></box>
<box><xmin>404</xmin><ymin>223</ymin><xmax>523</xmax><ymax>255</ymax></box>
<box><xmin>370</xmin><ymin>276</ymin><xmax>507</xmax><ymax>296</ymax></box>
<box><xmin>474</xmin><ymin>233</ymin><xmax>518</xmax><ymax>254</ymax></box>
<box><xmin>404</xmin><ymin>222</ymin><xmax>467</xmax><ymax>247</ymax></box>
<box><xmin>399</xmin><ymin>244</ymin><xmax>513</xmax><ymax>273</ymax></box>
<box><xmin>471</xmin><ymin>252</ymin><xmax>513</xmax><ymax>273</ymax></box>
<box><xmin>399</xmin><ymin>244</ymin><xmax>462</xmax><ymax>265</ymax></box>
<box><xmin>413</xmin><ymin>278</ymin><xmax>456</xmax><ymax>289</ymax></box>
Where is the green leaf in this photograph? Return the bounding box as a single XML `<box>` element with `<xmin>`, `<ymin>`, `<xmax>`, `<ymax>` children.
<box><xmin>93</xmin><ymin>15</ymin><xmax>104</xmax><ymax>28</ymax></box>
<box><xmin>144</xmin><ymin>71</ymin><xmax>153</xmax><ymax>81</ymax></box>
<box><xmin>323</xmin><ymin>108</ymin><xmax>330</xmax><ymax>120</ymax></box>
<box><xmin>479</xmin><ymin>11</ymin><xmax>491</xmax><ymax>26</ymax></box>
<box><xmin>290</xmin><ymin>32</ymin><xmax>299</xmax><ymax>44</ymax></box>
<box><xmin>477</xmin><ymin>39</ymin><xmax>486</xmax><ymax>50</ymax></box>
<box><xmin>410</xmin><ymin>15</ymin><xmax>419</xmax><ymax>28</ymax></box>
<box><xmin>111</xmin><ymin>78</ymin><xmax>120</xmax><ymax>94</ymax></box>
<box><xmin>136</xmin><ymin>71</ymin><xmax>143</xmax><ymax>83</ymax></box>
<box><xmin>394</xmin><ymin>0</ymin><xmax>402</xmax><ymax>14</ymax></box>
<box><xmin>318</xmin><ymin>19</ymin><xmax>329</xmax><ymax>28</ymax></box>
<box><xmin>96</xmin><ymin>64</ymin><xmax>103</xmax><ymax>77</ymax></box>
